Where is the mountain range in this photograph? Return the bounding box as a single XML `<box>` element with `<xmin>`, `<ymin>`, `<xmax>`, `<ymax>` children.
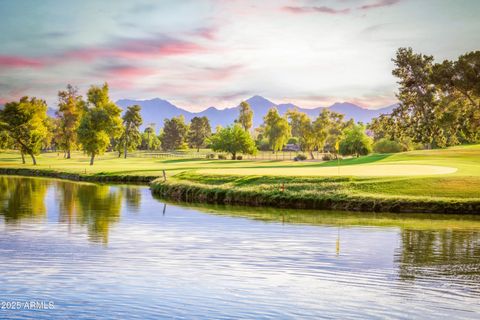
<box><xmin>116</xmin><ymin>95</ymin><xmax>397</xmax><ymax>131</ymax></box>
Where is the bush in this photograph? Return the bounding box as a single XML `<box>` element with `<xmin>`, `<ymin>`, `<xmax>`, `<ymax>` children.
<box><xmin>256</xmin><ymin>139</ymin><xmax>270</xmax><ymax>151</ymax></box>
<box><xmin>339</xmin><ymin>124</ymin><xmax>373</xmax><ymax>157</ymax></box>
<box><xmin>322</xmin><ymin>153</ymin><xmax>335</xmax><ymax>161</ymax></box>
<box><xmin>206</xmin><ymin>153</ymin><xmax>216</xmax><ymax>159</ymax></box>
<box><xmin>236</xmin><ymin>155</ymin><xmax>243</xmax><ymax>160</ymax></box>
<box><xmin>218</xmin><ymin>154</ymin><xmax>226</xmax><ymax>160</ymax></box>
<box><xmin>294</xmin><ymin>154</ymin><xmax>307</xmax><ymax>161</ymax></box>
<box><xmin>373</xmin><ymin>138</ymin><xmax>402</xmax><ymax>153</ymax></box>
<box><xmin>287</xmin><ymin>137</ymin><xmax>299</xmax><ymax>145</ymax></box>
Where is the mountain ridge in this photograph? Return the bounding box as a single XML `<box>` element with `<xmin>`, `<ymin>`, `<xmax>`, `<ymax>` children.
<box><xmin>114</xmin><ymin>95</ymin><xmax>397</xmax><ymax>131</ymax></box>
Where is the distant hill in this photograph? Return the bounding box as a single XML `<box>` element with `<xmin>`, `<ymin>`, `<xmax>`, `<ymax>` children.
<box><xmin>114</xmin><ymin>95</ymin><xmax>397</xmax><ymax>131</ymax></box>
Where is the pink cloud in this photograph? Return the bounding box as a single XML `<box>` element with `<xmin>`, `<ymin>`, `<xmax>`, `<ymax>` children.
<box><xmin>63</xmin><ymin>37</ymin><xmax>206</xmax><ymax>62</ymax></box>
<box><xmin>282</xmin><ymin>6</ymin><xmax>350</xmax><ymax>14</ymax></box>
<box><xmin>96</xmin><ymin>65</ymin><xmax>158</xmax><ymax>90</ymax></box>
<box><xmin>103</xmin><ymin>65</ymin><xmax>156</xmax><ymax>78</ymax></box>
<box><xmin>0</xmin><ymin>55</ymin><xmax>45</xmax><ymax>68</ymax></box>
<box><xmin>358</xmin><ymin>0</ymin><xmax>402</xmax><ymax>10</ymax></box>
<box><xmin>190</xmin><ymin>27</ymin><xmax>217</xmax><ymax>40</ymax></box>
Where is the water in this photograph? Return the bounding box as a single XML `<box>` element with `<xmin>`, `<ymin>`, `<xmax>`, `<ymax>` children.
<box><xmin>0</xmin><ymin>175</ymin><xmax>479</xmax><ymax>319</ymax></box>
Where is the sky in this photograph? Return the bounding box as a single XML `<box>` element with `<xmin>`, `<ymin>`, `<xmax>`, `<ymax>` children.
<box><xmin>0</xmin><ymin>0</ymin><xmax>479</xmax><ymax>111</ymax></box>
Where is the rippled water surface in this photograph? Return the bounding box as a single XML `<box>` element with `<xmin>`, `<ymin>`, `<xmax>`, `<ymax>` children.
<box><xmin>0</xmin><ymin>175</ymin><xmax>479</xmax><ymax>319</ymax></box>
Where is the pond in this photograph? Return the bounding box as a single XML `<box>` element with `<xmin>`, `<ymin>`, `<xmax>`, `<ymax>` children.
<box><xmin>0</xmin><ymin>175</ymin><xmax>479</xmax><ymax>319</ymax></box>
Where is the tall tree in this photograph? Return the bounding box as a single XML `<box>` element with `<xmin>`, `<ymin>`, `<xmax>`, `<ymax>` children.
<box><xmin>56</xmin><ymin>85</ymin><xmax>84</xmax><ymax>159</ymax></box>
<box><xmin>339</xmin><ymin>124</ymin><xmax>373</xmax><ymax>157</ymax></box>
<box><xmin>144</xmin><ymin>125</ymin><xmax>155</xmax><ymax>151</ymax></box>
<box><xmin>287</xmin><ymin>109</ymin><xmax>316</xmax><ymax>158</ymax></box>
<box><xmin>286</xmin><ymin>108</ymin><xmax>306</xmax><ymax>138</ymax></box>
<box><xmin>237</xmin><ymin>101</ymin><xmax>253</xmax><ymax>131</ymax></box>
<box><xmin>209</xmin><ymin>124</ymin><xmax>257</xmax><ymax>159</ymax></box>
<box><xmin>188</xmin><ymin>116</ymin><xmax>211</xmax><ymax>151</ymax></box>
<box><xmin>160</xmin><ymin>116</ymin><xmax>188</xmax><ymax>151</ymax></box>
<box><xmin>0</xmin><ymin>97</ymin><xmax>49</xmax><ymax>165</ymax></box>
<box><xmin>317</xmin><ymin>109</ymin><xmax>351</xmax><ymax>155</ymax></box>
<box><xmin>78</xmin><ymin>83</ymin><xmax>122</xmax><ymax>165</ymax></box>
<box><xmin>120</xmin><ymin>105</ymin><xmax>143</xmax><ymax>158</ymax></box>
<box><xmin>141</xmin><ymin>127</ymin><xmax>160</xmax><ymax>151</ymax></box>
<box><xmin>392</xmin><ymin>47</ymin><xmax>441</xmax><ymax>149</ymax></box>
<box><xmin>263</xmin><ymin>108</ymin><xmax>290</xmax><ymax>153</ymax></box>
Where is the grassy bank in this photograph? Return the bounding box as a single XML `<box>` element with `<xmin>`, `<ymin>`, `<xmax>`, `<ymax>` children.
<box><xmin>150</xmin><ymin>172</ymin><xmax>480</xmax><ymax>213</ymax></box>
<box><xmin>1</xmin><ymin>145</ymin><xmax>480</xmax><ymax>213</ymax></box>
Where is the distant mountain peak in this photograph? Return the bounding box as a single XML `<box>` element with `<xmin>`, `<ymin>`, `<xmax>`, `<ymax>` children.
<box><xmin>245</xmin><ymin>95</ymin><xmax>275</xmax><ymax>105</ymax></box>
<box><xmin>115</xmin><ymin>96</ymin><xmax>397</xmax><ymax>131</ymax></box>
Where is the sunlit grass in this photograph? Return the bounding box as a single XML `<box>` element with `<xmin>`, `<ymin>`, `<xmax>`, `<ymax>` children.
<box><xmin>1</xmin><ymin>144</ymin><xmax>480</xmax><ymax>201</ymax></box>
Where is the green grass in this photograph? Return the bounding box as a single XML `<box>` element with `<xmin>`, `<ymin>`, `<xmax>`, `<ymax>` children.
<box><xmin>1</xmin><ymin>144</ymin><xmax>480</xmax><ymax>212</ymax></box>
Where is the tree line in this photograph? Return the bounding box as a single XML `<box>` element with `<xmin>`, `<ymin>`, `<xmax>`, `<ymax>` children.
<box><xmin>369</xmin><ymin>48</ymin><xmax>480</xmax><ymax>150</ymax></box>
<box><xmin>0</xmin><ymin>47</ymin><xmax>477</xmax><ymax>165</ymax></box>
<box><xmin>0</xmin><ymin>81</ymin><xmax>374</xmax><ymax>164</ymax></box>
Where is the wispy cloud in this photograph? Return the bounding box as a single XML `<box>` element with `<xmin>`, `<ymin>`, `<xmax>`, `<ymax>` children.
<box><xmin>0</xmin><ymin>35</ymin><xmax>207</xmax><ymax>70</ymax></box>
<box><xmin>358</xmin><ymin>0</ymin><xmax>402</xmax><ymax>11</ymax></box>
<box><xmin>0</xmin><ymin>55</ymin><xmax>45</xmax><ymax>68</ymax></box>
<box><xmin>282</xmin><ymin>6</ymin><xmax>350</xmax><ymax>15</ymax></box>
<box><xmin>62</xmin><ymin>36</ymin><xmax>206</xmax><ymax>61</ymax></box>
<box><xmin>282</xmin><ymin>0</ymin><xmax>403</xmax><ymax>15</ymax></box>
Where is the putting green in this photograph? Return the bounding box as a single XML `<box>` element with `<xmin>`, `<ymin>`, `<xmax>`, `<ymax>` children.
<box><xmin>197</xmin><ymin>164</ymin><xmax>458</xmax><ymax>177</ymax></box>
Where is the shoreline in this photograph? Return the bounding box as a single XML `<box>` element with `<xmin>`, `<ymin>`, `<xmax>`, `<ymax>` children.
<box><xmin>150</xmin><ymin>173</ymin><xmax>480</xmax><ymax>214</ymax></box>
<box><xmin>1</xmin><ymin>167</ymin><xmax>479</xmax><ymax>214</ymax></box>
<box><xmin>0</xmin><ymin>168</ymin><xmax>156</xmax><ymax>184</ymax></box>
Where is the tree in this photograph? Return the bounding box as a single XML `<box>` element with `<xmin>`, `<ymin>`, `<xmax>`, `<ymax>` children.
<box><xmin>286</xmin><ymin>108</ymin><xmax>306</xmax><ymax>138</ymax></box>
<box><xmin>318</xmin><ymin>109</ymin><xmax>351</xmax><ymax>156</ymax></box>
<box><xmin>141</xmin><ymin>127</ymin><xmax>160</xmax><ymax>150</ymax></box>
<box><xmin>160</xmin><ymin>116</ymin><xmax>188</xmax><ymax>151</ymax></box>
<box><xmin>392</xmin><ymin>47</ymin><xmax>441</xmax><ymax>149</ymax></box>
<box><xmin>0</xmin><ymin>130</ymin><xmax>15</xmax><ymax>150</ymax></box>
<box><xmin>188</xmin><ymin>116</ymin><xmax>211</xmax><ymax>151</ymax></box>
<box><xmin>286</xmin><ymin>110</ymin><xmax>317</xmax><ymax>158</ymax></box>
<box><xmin>120</xmin><ymin>105</ymin><xmax>143</xmax><ymax>158</ymax></box>
<box><xmin>0</xmin><ymin>96</ymin><xmax>49</xmax><ymax>165</ymax></box>
<box><xmin>78</xmin><ymin>83</ymin><xmax>122</xmax><ymax>165</ymax></box>
<box><xmin>339</xmin><ymin>124</ymin><xmax>373</xmax><ymax>157</ymax></box>
<box><xmin>209</xmin><ymin>124</ymin><xmax>257</xmax><ymax>159</ymax></box>
<box><xmin>143</xmin><ymin>125</ymin><xmax>155</xmax><ymax>151</ymax></box>
<box><xmin>263</xmin><ymin>108</ymin><xmax>290</xmax><ymax>152</ymax></box>
<box><xmin>237</xmin><ymin>101</ymin><xmax>253</xmax><ymax>131</ymax></box>
<box><xmin>56</xmin><ymin>84</ymin><xmax>85</xmax><ymax>158</ymax></box>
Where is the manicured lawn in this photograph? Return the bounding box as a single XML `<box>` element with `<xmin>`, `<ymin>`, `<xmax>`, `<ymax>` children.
<box><xmin>1</xmin><ymin>144</ymin><xmax>480</xmax><ymax>201</ymax></box>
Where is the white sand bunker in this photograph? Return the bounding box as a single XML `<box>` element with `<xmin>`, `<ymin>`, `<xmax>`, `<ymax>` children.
<box><xmin>198</xmin><ymin>164</ymin><xmax>458</xmax><ymax>177</ymax></box>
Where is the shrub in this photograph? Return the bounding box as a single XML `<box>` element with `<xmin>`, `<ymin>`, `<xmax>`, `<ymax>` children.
<box><xmin>322</xmin><ymin>153</ymin><xmax>335</xmax><ymax>161</ymax></box>
<box><xmin>236</xmin><ymin>155</ymin><xmax>243</xmax><ymax>160</ymax></box>
<box><xmin>287</xmin><ymin>137</ymin><xmax>299</xmax><ymax>145</ymax></box>
<box><xmin>256</xmin><ymin>139</ymin><xmax>270</xmax><ymax>151</ymax></box>
<box><xmin>218</xmin><ymin>154</ymin><xmax>226</xmax><ymax>160</ymax></box>
<box><xmin>206</xmin><ymin>153</ymin><xmax>216</xmax><ymax>159</ymax></box>
<box><xmin>373</xmin><ymin>138</ymin><xmax>402</xmax><ymax>153</ymax></box>
<box><xmin>294</xmin><ymin>154</ymin><xmax>307</xmax><ymax>161</ymax></box>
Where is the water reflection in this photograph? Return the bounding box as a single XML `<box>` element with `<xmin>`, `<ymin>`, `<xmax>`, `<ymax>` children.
<box><xmin>398</xmin><ymin>229</ymin><xmax>480</xmax><ymax>284</ymax></box>
<box><xmin>0</xmin><ymin>176</ymin><xmax>127</xmax><ymax>244</ymax></box>
<box><xmin>0</xmin><ymin>176</ymin><xmax>49</xmax><ymax>222</ymax></box>
<box><xmin>0</xmin><ymin>175</ymin><xmax>479</xmax><ymax>318</ymax></box>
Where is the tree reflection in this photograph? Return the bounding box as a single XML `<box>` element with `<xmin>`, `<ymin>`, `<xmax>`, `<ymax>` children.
<box><xmin>0</xmin><ymin>176</ymin><xmax>49</xmax><ymax>223</ymax></box>
<box><xmin>0</xmin><ymin>176</ymin><xmax>126</xmax><ymax>244</ymax></box>
<box><xmin>75</xmin><ymin>184</ymin><xmax>122</xmax><ymax>244</ymax></box>
<box><xmin>396</xmin><ymin>229</ymin><xmax>480</xmax><ymax>286</ymax></box>
<box><xmin>122</xmin><ymin>186</ymin><xmax>141</xmax><ymax>212</ymax></box>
